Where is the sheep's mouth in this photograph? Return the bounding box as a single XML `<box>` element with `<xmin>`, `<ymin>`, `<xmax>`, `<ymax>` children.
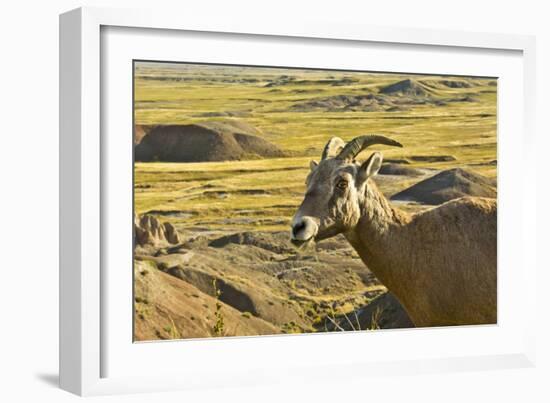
<box><xmin>289</xmin><ymin>222</ymin><xmax>340</xmax><ymax>248</ymax></box>
<box><xmin>290</xmin><ymin>231</ymin><xmax>332</xmax><ymax>248</ymax></box>
<box><xmin>314</xmin><ymin>225</ymin><xmax>342</xmax><ymax>242</ymax></box>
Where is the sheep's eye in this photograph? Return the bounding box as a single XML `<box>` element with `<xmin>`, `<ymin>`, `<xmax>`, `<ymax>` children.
<box><xmin>336</xmin><ymin>180</ymin><xmax>347</xmax><ymax>190</ymax></box>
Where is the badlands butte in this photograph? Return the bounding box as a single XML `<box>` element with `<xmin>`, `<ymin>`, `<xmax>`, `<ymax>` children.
<box><xmin>133</xmin><ymin>62</ymin><xmax>497</xmax><ymax>340</ymax></box>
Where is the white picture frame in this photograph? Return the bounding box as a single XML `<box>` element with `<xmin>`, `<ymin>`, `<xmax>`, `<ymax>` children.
<box><xmin>59</xmin><ymin>6</ymin><xmax>537</xmax><ymax>396</ymax></box>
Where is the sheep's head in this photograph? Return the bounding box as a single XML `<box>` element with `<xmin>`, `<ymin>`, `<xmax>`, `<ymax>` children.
<box><xmin>290</xmin><ymin>135</ymin><xmax>402</xmax><ymax>247</ymax></box>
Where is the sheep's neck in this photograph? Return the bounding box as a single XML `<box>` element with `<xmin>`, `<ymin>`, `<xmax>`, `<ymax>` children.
<box><xmin>344</xmin><ymin>180</ymin><xmax>412</xmax><ymax>294</ymax></box>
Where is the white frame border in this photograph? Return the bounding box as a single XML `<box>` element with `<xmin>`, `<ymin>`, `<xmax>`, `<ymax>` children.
<box><xmin>59</xmin><ymin>6</ymin><xmax>537</xmax><ymax>396</ymax></box>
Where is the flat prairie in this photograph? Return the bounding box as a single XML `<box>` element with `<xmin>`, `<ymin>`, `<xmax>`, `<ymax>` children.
<box><xmin>133</xmin><ymin>62</ymin><xmax>497</xmax><ymax>340</ymax></box>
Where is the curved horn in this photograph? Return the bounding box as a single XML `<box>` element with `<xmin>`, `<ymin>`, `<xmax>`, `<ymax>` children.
<box><xmin>336</xmin><ymin>135</ymin><xmax>403</xmax><ymax>161</ymax></box>
<box><xmin>321</xmin><ymin>137</ymin><xmax>346</xmax><ymax>160</ymax></box>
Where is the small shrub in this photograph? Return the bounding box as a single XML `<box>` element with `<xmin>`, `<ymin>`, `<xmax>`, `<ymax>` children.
<box><xmin>134</xmin><ymin>296</ymin><xmax>149</xmax><ymax>304</ymax></box>
<box><xmin>370</xmin><ymin>307</ymin><xmax>383</xmax><ymax>330</ymax></box>
<box><xmin>312</xmin><ymin>315</ymin><xmax>323</xmax><ymax>325</ymax></box>
<box><xmin>282</xmin><ymin>321</ymin><xmax>302</xmax><ymax>334</ymax></box>
<box><xmin>164</xmin><ymin>315</ymin><xmax>181</xmax><ymax>339</ymax></box>
<box><xmin>212</xmin><ymin>279</ymin><xmax>225</xmax><ymax>336</ymax></box>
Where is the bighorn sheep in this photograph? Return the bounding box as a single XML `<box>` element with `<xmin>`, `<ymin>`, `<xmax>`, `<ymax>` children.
<box><xmin>291</xmin><ymin>135</ymin><xmax>496</xmax><ymax>327</ymax></box>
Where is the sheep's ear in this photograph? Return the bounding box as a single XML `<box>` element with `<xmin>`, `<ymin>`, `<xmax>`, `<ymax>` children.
<box><xmin>309</xmin><ymin>160</ymin><xmax>318</xmax><ymax>171</ymax></box>
<box><xmin>357</xmin><ymin>152</ymin><xmax>383</xmax><ymax>186</ymax></box>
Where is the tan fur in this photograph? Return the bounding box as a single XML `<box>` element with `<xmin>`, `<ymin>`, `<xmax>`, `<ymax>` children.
<box><xmin>348</xmin><ymin>181</ymin><xmax>496</xmax><ymax>327</ymax></box>
<box><xmin>293</xmin><ymin>158</ymin><xmax>497</xmax><ymax>327</ymax></box>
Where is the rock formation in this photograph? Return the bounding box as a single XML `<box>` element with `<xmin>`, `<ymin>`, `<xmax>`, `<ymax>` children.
<box><xmin>134</xmin><ymin>213</ymin><xmax>181</xmax><ymax>247</ymax></box>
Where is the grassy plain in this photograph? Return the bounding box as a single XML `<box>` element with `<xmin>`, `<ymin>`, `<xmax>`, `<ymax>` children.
<box><xmin>134</xmin><ymin>62</ymin><xmax>497</xmax><ymax>234</ymax></box>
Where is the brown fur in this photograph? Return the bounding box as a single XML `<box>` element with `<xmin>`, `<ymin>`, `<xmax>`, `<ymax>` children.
<box><xmin>293</xmin><ymin>157</ymin><xmax>497</xmax><ymax>327</ymax></box>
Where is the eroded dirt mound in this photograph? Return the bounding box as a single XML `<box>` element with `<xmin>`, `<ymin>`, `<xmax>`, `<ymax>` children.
<box><xmin>265</xmin><ymin>76</ymin><xmax>358</xmax><ymax>88</ymax></box>
<box><xmin>379</xmin><ymin>163</ymin><xmax>425</xmax><ymax>176</ymax></box>
<box><xmin>379</xmin><ymin>78</ymin><xmax>432</xmax><ymax>97</ymax></box>
<box><xmin>289</xmin><ymin>83</ymin><xmax>469</xmax><ymax>113</ymax></box>
<box><xmin>409</xmin><ymin>155</ymin><xmax>457</xmax><ymax>163</ymax></box>
<box><xmin>391</xmin><ymin>167</ymin><xmax>496</xmax><ymax>205</ymax></box>
<box><xmin>134</xmin><ymin>260</ymin><xmax>279</xmax><ymax>340</ymax></box>
<box><xmin>421</xmin><ymin>79</ymin><xmax>474</xmax><ymax>89</ymax></box>
<box><xmin>135</xmin><ymin>121</ymin><xmax>285</xmax><ymax>162</ymax></box>
<box><xmin>209</xmin><ymin>231</ymin><xmax>295</xmax><ymax>254</ymax></box>
<box><xmin>291</xmin><ymin>94</ymin><xmax>387</xmax><ymax>112</ymax></box>
<box><xmin>134</xmin><ymin>125</ymin><xmax>156</xmax><ymax>145</ymax></box>
<box><xmin>135</xmin><ymin>229</ymin><xmax>386</xmax><ymax>338</ymax></box>
<box><xmin>134</xmin><ymin>213</ymin><xmax>181</xmax><ymax>249</ymax></box>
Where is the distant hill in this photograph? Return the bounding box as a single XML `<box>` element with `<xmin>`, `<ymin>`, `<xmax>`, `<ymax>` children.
<box><xmin>421</xmin><ymin>79</ymin><xmax>474</xmax><ymax>89</ymax></box>
<box><xmin>379</xmin><ymin>78</ymin><xmax>433</xmax><ymax>97</ymax></box>
<box><xmin>391</xmin><ymin>168</ymin><xmax>496</xmax><ymax>205</ymax></box>
<box><xmin>379</xmin><ymin>163</ymin><xmax>425</xmax><ymax>176</ymax></box>
<box><xmin>135</xmin><ymin>121</ymin><xmax>286</xmax><ymax>162</ymax></box>
<box><xmin>289</xmin><ymin>78</ymin><xmax>479</xmax><ymax>113</ymax></box>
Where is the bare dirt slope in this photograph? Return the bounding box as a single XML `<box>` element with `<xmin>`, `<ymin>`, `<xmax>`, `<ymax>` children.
<box><xmin>391</xmin><ymin>167</ymin><xmax>497</xmax><ymax>205</ymax></box>
<box><xmin>379</xmin><ymin>78</ymin><xmax>433</xmax><ymax>97</ymax></box>
<box><xmin>134</xmin><ymin>260</ymin><xmax>279</xmax><ymax>340</ymax></box>
<box><xmin>135</xmin><ymin>121</ymin><xmax>285</xmax><ymax>162</ymax></box>
<box><xmin>133</xmin><ymin>223</ymin><xmax>397</xmax><ymax>340</ymax></box>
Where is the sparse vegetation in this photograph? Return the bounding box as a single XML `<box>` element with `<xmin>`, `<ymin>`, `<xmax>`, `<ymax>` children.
<box><xmin>370</xmin><ymin>307</ymin><xmax>382</xmax><ymax>331</ymax></box>
<box><xmin>165</xmin><ymin>315</ymin><xmax>181</xmax><ymax>339</ymax></box>
<box><xmin>212</xmin><ymin>279</ymin><xmax>225</xmax><ymax>337</ymax></box>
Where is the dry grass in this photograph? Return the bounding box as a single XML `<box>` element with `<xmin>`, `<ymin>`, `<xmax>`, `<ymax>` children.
<box><xmin>135</xmin><ymin>63</ymin><xmax>496</xmax><ymax>234</ymax></box>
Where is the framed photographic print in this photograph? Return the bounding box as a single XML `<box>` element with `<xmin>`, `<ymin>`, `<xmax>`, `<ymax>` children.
<box><xmin>60</xmin><ymin>7</ymin><xmax>537</xmax><ymax>396</ymax></box>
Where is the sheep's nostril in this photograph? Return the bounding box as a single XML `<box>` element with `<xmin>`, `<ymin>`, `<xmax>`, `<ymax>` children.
<box><xmin>292</xmin><ymin>221</ymin><xmax>305</xmax><ymax>237</ymax></box>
